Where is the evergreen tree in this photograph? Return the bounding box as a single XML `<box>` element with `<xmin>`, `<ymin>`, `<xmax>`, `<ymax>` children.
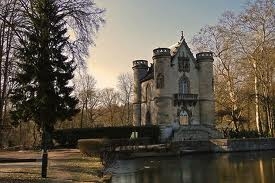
<box><xmin>10</xmin><ymin>0</ymin><xmax>79</xmax><ymax>138</ymax></box>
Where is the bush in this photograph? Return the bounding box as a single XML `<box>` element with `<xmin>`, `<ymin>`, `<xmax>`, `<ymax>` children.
<box><xmin>78</xmin><ymin>138</ymin><xmax>110</xmax><ymax>156</ymax></box>
<box><xmin>52</xmin><ymin>125</ymin><xmax>160</xmax><ymax>147</ymax></box>
<box><xmin>223</xmin><ymin>129</ymin><xmax>267</xmax><ymax>139</ymax></box>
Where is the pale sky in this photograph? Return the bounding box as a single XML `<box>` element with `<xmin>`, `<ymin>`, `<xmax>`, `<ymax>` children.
<box><xmin>88</xmin><ymin>0</ymin><xmax>247</xmax><ymax>89</ymax></box>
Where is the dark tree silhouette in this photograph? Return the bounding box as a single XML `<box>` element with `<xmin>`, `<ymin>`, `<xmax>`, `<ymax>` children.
<box><xmin>10</xmin><ymin>0</ymin><xmax>79</xmax><ymax>136</ymax></box>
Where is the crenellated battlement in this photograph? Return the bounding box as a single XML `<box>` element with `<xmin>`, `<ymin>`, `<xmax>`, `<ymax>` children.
<box><xmin>196</xmin><ymin>52</ymin><xmax>214</xmax><ymax>61</ymax></box>
<box><xmin>153</xmin><ymin>48</ymin><xmax>171</xmax><ymax>58</ymax></box>
<box><xmin>132</xmin><ymin>60</ymin><xmax>148</xmax><ymax>68</ymax></box>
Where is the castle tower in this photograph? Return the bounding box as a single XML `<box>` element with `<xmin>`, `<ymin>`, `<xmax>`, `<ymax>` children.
<box><xmin>152</xmin><ymin>48</ymin><xmax>173</xmax><ymax>124</ymax></box>
<box><xmin>132</xmin><ymin>60</ymin><xmax>148</xmax><ymax>126</ymax></box>
<box><xmin>197</xmin><ymin>52</ymin><xmax>215</xmax><ymax>126</ymax></box>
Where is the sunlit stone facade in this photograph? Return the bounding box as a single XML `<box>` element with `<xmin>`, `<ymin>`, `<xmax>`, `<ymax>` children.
<box><xmin>132</xmin><ymin>36</ymin><xmax>222</xmax><ymax>140</ymax></box>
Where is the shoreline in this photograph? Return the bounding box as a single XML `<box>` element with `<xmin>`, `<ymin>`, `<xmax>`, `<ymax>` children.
<box><xmin>112</xmin><ymin>137</ymin><xmax>275</xmax><ymax>159</ymax></box>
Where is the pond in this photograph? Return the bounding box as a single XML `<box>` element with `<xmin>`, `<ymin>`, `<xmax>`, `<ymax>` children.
<box><xmin>111</xmin><ymin>151</ymin><xmax>275</xmax><ymax>183</ymax></box>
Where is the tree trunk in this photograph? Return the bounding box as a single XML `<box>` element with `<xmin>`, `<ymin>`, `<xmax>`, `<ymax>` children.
<box><xmin>254</xmin><ymin>63</ymin><xmax>262</xmax><ymax>134</ymax></box>
<box><xmin>80</xmin><ymin>101</ymin><xmax>85</xmax><ymax>128</ymax></box>
<box><xmin>127</xmin><ymin>101</ymin><xmax>130</xmax><ymax>124</ymax></box>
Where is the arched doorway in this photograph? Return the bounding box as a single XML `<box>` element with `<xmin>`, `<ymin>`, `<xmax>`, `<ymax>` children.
<box><xmin>146</xmin><ymin>111</ymin><xmax>151</xmax><ymax>125</ymax></box>
<box><xmin>179</xmin><ymin>111</ymin><xmax>189</xmax><ymax>125</ymax></box>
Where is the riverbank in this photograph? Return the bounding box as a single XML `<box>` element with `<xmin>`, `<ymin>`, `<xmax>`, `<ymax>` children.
<box><xmin>0</xmin><ymin>149</ymin><xmax>108</xmax><ymax>183</ymax></box>
<box><xmin>112</xmin><ymin>138</ymin><xmax>275</xmax><ymax>159</ymax></box>
<box><xmin>172</xmin><ymin>137</ymin><xmax>275</xmax><ymax>154</ymax></box>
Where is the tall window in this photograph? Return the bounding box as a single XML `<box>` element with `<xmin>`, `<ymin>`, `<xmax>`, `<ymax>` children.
<box><xmin>178</xmin><ymin>53</ymin><xmax>190</xmax><ymax>72</ymax></box>
<box><xmin>179</xmin><ymin>111</ymin><xmax>189</xmax><ymax>125</ymax></box>
<box><xmin>179</xmin><ymin>76</ymin><xmax>190</xmax><ymax>94</ymax></box>
<box><xmin>156</xmin><ymin>74</ymin><xmax>164</xmax><ymax>89</ymax></box>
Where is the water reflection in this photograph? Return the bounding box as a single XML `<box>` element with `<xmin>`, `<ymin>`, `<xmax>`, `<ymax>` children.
<box><xmin>111</xmin><ymin>151</ymin><xmax>275</xmax><ymax>183</ymax></box>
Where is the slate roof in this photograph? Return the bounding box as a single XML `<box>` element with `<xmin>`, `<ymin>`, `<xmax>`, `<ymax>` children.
<box><xmin>169</xmin><ymin>38</ymin><xmax>196</xmax><ymax>61</ymax></box>
<box><xmin>140</xmin><ymin>64</ymin><xmax>154</xmax><ymax>82</ymax></box>
<box><xmin>169</xmin><ymin>41</ymin><xmax>182</xmax><ymax>57</ymax></box>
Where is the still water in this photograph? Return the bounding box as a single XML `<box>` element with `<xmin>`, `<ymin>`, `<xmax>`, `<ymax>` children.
<box><xmin>111</xmin><ymin>151</ymin><xmax>275</xmax><ymax>183</ymax></box>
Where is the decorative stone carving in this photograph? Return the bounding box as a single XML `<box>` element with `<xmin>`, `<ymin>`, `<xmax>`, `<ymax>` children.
<box><xmin>178</xmin><ymin>52</ymin><xmax>190</xmax><ymax>72</ymax></box>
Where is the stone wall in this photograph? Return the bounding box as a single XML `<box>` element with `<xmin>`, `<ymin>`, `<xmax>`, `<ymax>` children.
<box><xmin>171</xmin><ymin>138</ymin><xmax>275</xmax><ymax>153</ymax></box>
<box><xmin>172</xmin><ymin>125</ymin><xmax>223</xmax><ymax>141</ymax></box>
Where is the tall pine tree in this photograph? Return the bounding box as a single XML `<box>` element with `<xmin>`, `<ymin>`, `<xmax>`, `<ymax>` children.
<box><xmin>10</xmin><ymin>0</ymin><xmax>78</xmax><ymax>138</ymax></box>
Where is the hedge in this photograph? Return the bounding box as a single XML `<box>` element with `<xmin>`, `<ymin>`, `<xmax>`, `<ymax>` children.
<box><xmin>52</xmin><ymin>125</ymin><xmax>160</xmax><ymax>147</ymax></box>
<box><xmin>223</xmin><ymin>129</ymin><xmax>269</xmax><ymax>139</ymax></box>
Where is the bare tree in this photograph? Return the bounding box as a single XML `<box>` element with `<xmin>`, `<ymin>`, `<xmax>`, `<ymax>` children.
<box><xmin>0</xmin><ymin>0</ymin><xmax>105</xmax><ymax>72</ymax></box>
<box><xmin>74</xmin><ymin>71</ymin><xmax>104</xmax><ymax>127</ymax></box>
<box><xmin>100</xmin><ymin>88</ymin><xmax>120</xmax><ymax>126</ymax></box>
<box><xmin>55</xmin><ymin>0</ymin><xmax>105</xmax><ymax>66</ymax></box>
<box><xmin>192</xmin><ymin>23</ymin><xmax>247</xmax><ymax>131</ymax></box>
<box><xmin>192</xmin><ymin>0</ymin><xmax>275</xmax><ymax>136</ymax></box>
<box><xmin>117</xmin><ymin>72</ymin><xmax>133</xmax><ymax>125</ymax></box>
<box><xmin>10</xmin><ymin>0</ymin><xmax>105</xmax><ymax>67</ymax></box>
<box><xmin>0</xmin><ymin>0</ymin><xmax>20</xmax><ymax>147</ymax></box>
<box><xmin>0</xmin><ymin>0</ymin><xmax>18</xmax><ymax>127</ymax></box>
<box><xmin>235</xmin><ymin>0</ymin><xmax>275</xmax><ymax>135</ymax></box>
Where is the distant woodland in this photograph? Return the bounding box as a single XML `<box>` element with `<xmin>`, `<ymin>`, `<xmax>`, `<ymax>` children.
<box><xmin>192</xmin><ymin>0</ymin><xmax>275</xmax><ymax>136</ymax></box>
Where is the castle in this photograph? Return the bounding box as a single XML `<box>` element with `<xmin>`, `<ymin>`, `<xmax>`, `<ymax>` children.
<box><xmin>132</xmin><ymin>34</ymin><xmax>222</xmax><ymax>140</ymax></box>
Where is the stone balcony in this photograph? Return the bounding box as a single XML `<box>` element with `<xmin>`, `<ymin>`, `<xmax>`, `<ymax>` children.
<box><xmin>173</xmin><ymin>93</ymin><xmax>198</xmax><ymax>106</ymax></box>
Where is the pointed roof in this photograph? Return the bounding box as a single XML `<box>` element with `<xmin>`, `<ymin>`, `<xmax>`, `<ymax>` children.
<box><xmin>169</xmin><ymin>37</ymin><xmax>196</xmax><ymax>61</ymax></box>
<box><xmin>169</xmin><ymin>41</ymin><xmax>182</xmax><ymax>57</ymax></box>
<box><xmin>140</xmin><ymin>33</ymin><xmax>198</xmax><ymax>84</ymax></box>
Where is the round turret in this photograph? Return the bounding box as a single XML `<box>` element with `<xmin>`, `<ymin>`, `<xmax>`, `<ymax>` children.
<box><xmin>197</xmin><ymin>51</ymin><xmax>215</xmax><ymax>126</ymax></box>
<box><xmin>153</xmin><ymin>48</ymin><xmax>171</xmax><ymax>58</ymax></box>
<box><xmin>152</xmin><ymin>48</ymin><xmax>171</xmax><ymax>93</ymax></box>
<box><xmin>152</xmin><ymin>48</ymin><xmax>173</xmax><ymax>125</ymax></box>
<box><xmin>132</xmin><ymin>60</ymin><xmax>148</xmax><ymax>68</ymax></box>
<box><xmin>132</xmin><ymin>60</ymin><xmax>148</xmax><ymax>85</ymax></box>
<box><xmin>196</xmin><ymin>52</ymin><xmax>214</xmax><ymax>62</ymax></box>
<box><xmin>132</xmin><ymin>60</ymin><xmax>148</xmax><ymax>126</ymax></box>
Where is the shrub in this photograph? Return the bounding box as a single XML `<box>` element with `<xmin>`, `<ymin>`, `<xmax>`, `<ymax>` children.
<box><xmin>52</xmin><ymin>125</ymin><xmax>160</xmax><ymax>147</ymax></box>
<box><xmin>78</xmin><ymin>138</ymin><xmax>110</xmax><ymax>156</ymax></box>
<box><xmin>223</xmin><ymin>129</ymin><xmax>267</xmax><ymax>139</ymax></box>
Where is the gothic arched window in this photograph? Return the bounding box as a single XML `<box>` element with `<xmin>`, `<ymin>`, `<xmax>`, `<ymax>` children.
<box><xmin>179</xmin><ymin>111</ymin><xmax>189</xmax><ymax>125</ymax></box>
<box><xmin>156</xmin><ymin>74</ymin><xmax>164</xmax><ymax>89</ymax></box>
<box><xmin>178</xmin><ymin>53</ymin><xmax>190</xmax><ymax>72</ymax></box>
<box><xmin>179</xmin><ymin>76</ymin><xmax>190</xmax><ymax>94</ymax></box>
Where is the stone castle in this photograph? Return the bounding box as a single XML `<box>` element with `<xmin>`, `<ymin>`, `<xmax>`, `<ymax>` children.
<box><xmin>132</xmin><ymin>34</ymin><xmax>222</xmax><ymax>140</ymax></box>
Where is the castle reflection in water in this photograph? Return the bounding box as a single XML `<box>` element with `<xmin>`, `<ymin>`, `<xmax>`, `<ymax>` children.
<box><xmin>111</xmin><ymin>151</ymin><xmax>275</xmax><ymax>183</ymax></box>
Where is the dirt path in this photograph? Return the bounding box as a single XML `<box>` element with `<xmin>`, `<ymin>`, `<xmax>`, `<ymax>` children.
<box><xmin>0</xmin><ymin>149</ymin><xmax>105</xmax><ymax>183</ymax></box>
